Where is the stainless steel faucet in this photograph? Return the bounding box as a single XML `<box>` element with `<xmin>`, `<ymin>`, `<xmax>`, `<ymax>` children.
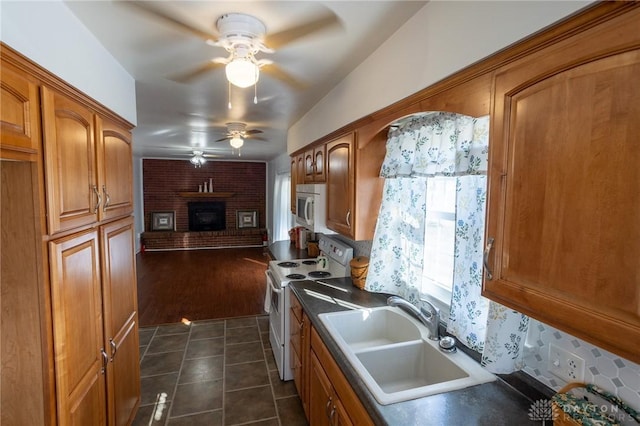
<box><xmin>387</xmin><ymin>296</ymin><xmax>440</xmax><ymax>340</ymax></box>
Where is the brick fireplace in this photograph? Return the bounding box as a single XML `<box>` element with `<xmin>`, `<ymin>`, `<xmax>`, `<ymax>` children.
<box><xmin>142</xmin><ymin>159</ymin><xmax>266</xmax><ymax>250</ymax></box>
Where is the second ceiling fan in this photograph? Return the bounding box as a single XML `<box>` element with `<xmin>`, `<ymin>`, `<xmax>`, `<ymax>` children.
<box><xmin>215</xmin><ymin>122</ymin><xmax>264</xmax><ymax>152</ymax></box>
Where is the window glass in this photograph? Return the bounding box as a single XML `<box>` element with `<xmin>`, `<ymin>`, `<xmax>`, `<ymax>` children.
<box><xmin>422</xmin><ymin>177</ymin><xmax>456</xmax><ymax>311</ymax></box>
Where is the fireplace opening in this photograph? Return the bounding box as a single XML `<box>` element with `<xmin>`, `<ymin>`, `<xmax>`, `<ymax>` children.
<box><xmin>188</xmin><ymin>201</ymin><xmax>226</xmax><ymax>231</ymax></box>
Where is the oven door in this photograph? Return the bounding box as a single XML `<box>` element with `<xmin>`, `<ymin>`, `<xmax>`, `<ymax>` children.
<box><xmin>267</xmin><ymin>269</ymin><xmax>291</xmax><ymax>380</ymax></box>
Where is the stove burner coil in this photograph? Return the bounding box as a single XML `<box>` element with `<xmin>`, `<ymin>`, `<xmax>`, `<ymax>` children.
<box><xmin>308</xmin><ymin>271</ymin><xmax>331</xmax><ymax>278</ymax></box>
<box><xmin>278</xmin><ymin>262</ymin><xmax>299</xmax><ymax>268</ymax></box>
<box><xmin>302</xmin><ymin>260</ymin><xmax>318</xmax><ymax>265</ymax></box>
<box><xmin>286</xmin><ymin>274</ymin><xmax>306</xmax><ymax>280</ymax></box>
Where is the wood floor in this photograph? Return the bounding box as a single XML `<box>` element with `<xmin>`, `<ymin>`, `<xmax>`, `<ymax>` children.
<box><xmin>136</xmin><ymin>248</ymin><xmax>270</xmax><ymax>327</ymax></box>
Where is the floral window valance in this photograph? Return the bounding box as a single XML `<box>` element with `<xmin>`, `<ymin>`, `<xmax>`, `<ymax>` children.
<box><xmin>380</xmin><ymin>112</ymin><xmax>489</xmax><ymax>178</ymax></box>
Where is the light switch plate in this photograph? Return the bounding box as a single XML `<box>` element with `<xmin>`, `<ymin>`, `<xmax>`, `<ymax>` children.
<box><xmin>548</xmin><ymin>343</ymin><xmax>585</xmax><ymax>382</ymax></box>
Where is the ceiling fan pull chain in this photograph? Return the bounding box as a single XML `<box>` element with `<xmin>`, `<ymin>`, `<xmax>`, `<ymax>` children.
<box><xmin>228</xmin><ymin>81</ymin><xmax>232</xmax><ymax>110</ymax></box>
<box><xmin>254</xmin><ymin>82</ymin><xmax>258</xmax><ymax>105</ymax></box>
<box><xmin>253</xmin><ymin>68</ymin><xmax>258</xmax><ymax>104</ymax></box>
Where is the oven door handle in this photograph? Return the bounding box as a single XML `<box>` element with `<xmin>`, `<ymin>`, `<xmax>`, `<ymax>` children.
<box><xmin>266</xmin><ymin>270</ymin><xmax>282</xmax><ymax>294</ymax></box>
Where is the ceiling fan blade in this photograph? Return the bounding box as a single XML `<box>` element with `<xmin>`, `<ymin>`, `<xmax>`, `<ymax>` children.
<box><xmin>246</xmin><ymin>136</ymin><xmax>267</xmax><ymax>142</ymax></box>
<box><xmin>262</xmin><ymin>64</ymin><xmax>307</xmax><ymax>90</ymax></box>
<box><xmin>123</xmin><ymin>1</ymin><xmax>218</xmax><ymax>43</ymax></box>
<box><xmin>265</xmin><ymin>11</ymin><xmax>340</xmax><ymax>49</ymax></box>
<box><xmin>215</xmin><ymin>136</ymin><xmax>231</xmax><ymax>142</ymax></box>
<box><xmin>245</xmin><ymin>129</ymin><xmax>264</xmax><ymax>135</ymax></box>
<box><xmin>170</xmin><ymin>61</ymin><xmax>223</xmax><ymax>83</ymax></box>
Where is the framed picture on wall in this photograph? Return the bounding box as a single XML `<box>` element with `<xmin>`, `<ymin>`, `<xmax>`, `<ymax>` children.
<box><xmin>151</xmin><ymin>211</ymin><xmax>175</xmax><ymax>231</ymax></box>
<box><xmin>236</xmin><ymin>210</ymin><xmax>258</xmax><ymax>229</ymax></box>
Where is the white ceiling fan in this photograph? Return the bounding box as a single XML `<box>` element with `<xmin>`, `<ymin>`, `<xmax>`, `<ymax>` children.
<box><xmin>214</xmin><ymin>122</ymin><xmax>265</xmax><ymax>155</ymax></box>
<box><xmin>124</xmin><ymin>2</ymin><xmax>340</xmax><ymax>89</ymax></box>
<box><xmin>187</xmin><ymin>150</ymin><xmax>223</xmax><ymax>167</ymax></box>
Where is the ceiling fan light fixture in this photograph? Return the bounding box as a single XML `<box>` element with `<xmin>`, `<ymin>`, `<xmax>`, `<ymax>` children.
<box><xmin>225</xmin><ymin>58</ymin><xmax>259</xmax><ymax>88</ymax></box>
<box><xmin>190</xmin><ymin>151</ymin><xmax>206</xmax><ymax>167</ymax></box>
<box><xmin>229</xmin><ymin>136</ymin><xmax>244</xmax><ymax>149</ymax></box>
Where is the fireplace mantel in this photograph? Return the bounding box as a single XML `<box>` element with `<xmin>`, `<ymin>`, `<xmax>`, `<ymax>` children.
<box><xmin>178</xmin><ymin>192</ymin><xmax>235</xmax><ymax>198</ymax></box>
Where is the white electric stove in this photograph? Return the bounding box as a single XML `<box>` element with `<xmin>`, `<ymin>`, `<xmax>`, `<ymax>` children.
<box><xmin>266</xmin><ymin>234</ymin><xmax>353</xmax><ymax>381</ymax></box>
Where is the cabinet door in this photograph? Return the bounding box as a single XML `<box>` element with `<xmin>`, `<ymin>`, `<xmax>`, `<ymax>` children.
<box><xmin>304</xmin><ymin>150</ymin><xmax>315</xmax><ymax>182</ymax></box>
<box><xmin>303</xmin><ymin>146</ymin><xmax>326</xmax><ymax>183</ymax></box>
<box><xmin>309</xmin><ymin>352</ymin><xmax>333</xmax><ymax>426</ymax></box>
<box><xmin>291</xmin><ymin>156</ymin><xmax>297</xmax><ymax>214</ymax></box>
<box><xmin>96</xmin><ymin>116</ymin><xmax>133</xmax><ymax>221</ymax></box>
<box><xmin>49</xmin><ymin>229</ymin><xmax>107</xmax><ymax>426</ymax></box>
<box><xmin>296</xmin><ymin>154</ymin><xmax>305</xmax><ymax>186</ymax></box>
<box><xmin>100</xmin><ymin>217</ymin><xmax>140</xmax><ymax>425</ymax></box>
<box><xmin>326</xmin><ymin>134</ymin><xmax>355</xmax><ymax>238</ymax></box>
<box><xmin>291</xmin><ymin>343</ymin><xmax>304</xmax><ymax>403</ymax></box>
<box><xmin>0</xmin><ymin>61</ymin><xmax>41</xmax><ymax>160</ymax></box>
<box><xmin>300</xmin><ymin>312</ymin><xmax>311</xmax><ymax>417</ymax></box>
<box><xmin>333</xmin><ymin>398</ymin><xmax>353</xmax><ymax>426</ymax></box>
<box><xmin>313</xmin><ymin>146</ymin><xmax>326</xmax><ymax>182</ymax></box>
<box><xmin>42</xmin><ymin>86</ymin><xmax>98</xmax><ymax>234</ymax></box>
<box><xmin>485</xmin><ymin>16</ymin><xmax>640</xmax><ymax>362</ymax></box>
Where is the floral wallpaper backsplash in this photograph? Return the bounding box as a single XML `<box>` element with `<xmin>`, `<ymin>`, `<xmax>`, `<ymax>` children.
<box><xmin>523</xmin><ymin>319</ymin><xmax>640</xmax><ymax>412</ymax></box>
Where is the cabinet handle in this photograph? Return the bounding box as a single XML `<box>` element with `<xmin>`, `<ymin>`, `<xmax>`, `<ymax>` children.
<box><xmin>109</xmin><ymin>338</ymin><xmax>117</xmax><ymax>361</ymax></box>
<box><xmin>483</xmin><ymin>237</ymin><xmax>495</xmax><ymax>280</ymax></box>
<box><xmin>325</xmin><ymin>396</ymin><xmax>333</xmax><ymax>419</ymax></box>
<box><xmin>329</xmin><ymin>406</ymin><xmax>336</xmax><ymax>425</ymax></box>
<box><xmin>102</xmin><ymin>185</ymin><xmax>111</xmax><ymax>211</ymax></box>
<box><xmin>100</xmin><ymin>348</ymin><xmax>108</xmax><ymax>374</ymax></box>
<box><xmin>346</xmin><ymin>209</ymin><xmax>351</xmax><ymax>228</ymax></box>
<box><xmin>92</xmin><ymin>185</ymin><xmax>102</xmax><ymax>213</ymax></box>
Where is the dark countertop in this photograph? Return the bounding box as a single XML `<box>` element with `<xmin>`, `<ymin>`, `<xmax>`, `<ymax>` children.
<box><xmin>290</xmin><ymin>278</ymin><xmax>552</xmax><ymax>426</ymax></box>
<box><xmin>268</xmin><ymin>240</ymin><xmax>309</xmax><ymax>261</ymax></box>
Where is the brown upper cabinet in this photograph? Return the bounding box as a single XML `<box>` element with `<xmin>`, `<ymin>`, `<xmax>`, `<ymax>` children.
<box><xmin>304</xmin><ymin>144</ymin><xmax>326</xmax><ymax>183</ymax></box>
<box><xmin>290</xmin><ymin>156</ymin><xmax>297</xmax><ymax>214</ymax></box>
<box><xmin>42</xmin><ymin>86</ymin><xmax>99</xmax><ymax>234</ymax></box>
<box><xmin>95</xmin><ymin>115</ymin><xmax>134</xmax><ymax>221</ymax></box>
<box><xmin>290</xmin><ymin>153</ymin><xmax>305</xmax><ymax>213</ymax></box>
<box><xmin>326</xmin><ymin>133</ymin><xmax>354</xmax><ymax>237</ymax></box>
<box><xmin>42</xmin><ymin>87</ymin><xmax>133</xmax><ymax>234</ymax></box>
<box><xmin>0</xmin><ymin>60</ymin><xmax>41</xmax><ymax>161</ymax></box>
<box><xmin>325</xmin><ymin>131</ymin><xmax>386</xmax><ymax>241</ymax></box>
<box><xmin>484</xmin><ymin>6</ymin><xmax>640</xmax><ymax>363</ymax></box>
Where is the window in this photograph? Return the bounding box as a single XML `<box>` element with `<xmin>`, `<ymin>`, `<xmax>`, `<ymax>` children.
<box><xmin>421</xmin><ymin>177</ymin><xmax>457</xmax><ymax>317</ymax></box>
<box><xmin>273</xmin><ymin>173</ymin><xmax>292</xmax><ymax>242</ymax></box>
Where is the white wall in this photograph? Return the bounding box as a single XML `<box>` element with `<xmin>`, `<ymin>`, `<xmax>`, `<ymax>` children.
<box><xmin>2</xmin><ymin>0</ymin><xmax>138</xmax><ymax>245</ymax></box>
<box><xmin>0</xmin><ymin>0</ymin><xmax>136</xmax><ymax>124</ymax></box>
<box><xmin>288</xmin><ymin>1</ymin><xmax>592</xmax><ymax>150</ymax></box>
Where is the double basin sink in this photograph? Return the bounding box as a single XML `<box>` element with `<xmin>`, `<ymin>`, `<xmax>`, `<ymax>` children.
<box><xmin>318</xmin><ymin>306</ymin><xmax>496</xmax><ymax>405</ymax></box>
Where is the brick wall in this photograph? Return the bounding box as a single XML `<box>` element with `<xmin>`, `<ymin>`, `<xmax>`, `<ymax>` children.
<box><xmin>142</xmin><ymin>159</ymin><xmax>266</xmax><ymax>249</ymax></box>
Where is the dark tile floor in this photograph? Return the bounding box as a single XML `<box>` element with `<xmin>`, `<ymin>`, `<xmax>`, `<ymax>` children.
<box><xmin>133</xmin><ymin>315</ymin><xmax>308</xmax><ymax>426</ymax></box>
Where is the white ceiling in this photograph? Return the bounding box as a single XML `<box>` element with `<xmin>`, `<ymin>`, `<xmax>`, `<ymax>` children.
<box><xmin>65</xmin><ymin>1</ymin><xmax>426</xmax><ymax>161</ymax></box>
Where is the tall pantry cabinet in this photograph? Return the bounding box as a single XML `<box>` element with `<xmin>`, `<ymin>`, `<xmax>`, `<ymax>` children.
<box><xmin>1</xmin><ymin>44</ymin><xmax>140</xmax><ymax>426</ymax></box>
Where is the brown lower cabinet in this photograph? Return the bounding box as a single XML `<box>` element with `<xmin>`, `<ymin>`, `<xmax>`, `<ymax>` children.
<box><xmin>290</xmin><ymin>293</ymin><xmax>310</xmax><ymax>416</ymax></box>
<box><xmin>310</xmin><ymin>352</ymin><xmax>354</xmax><ymax>426</ymax></box>
<box><xmin>290</xmin><ymin>292</ymin><xmax>373</xmax><ymax>425</ymax></box>
<box><xmin>309</xmin><ymin>327</ymin><xmax>373</xmax><ymax>426</ymax></box>
<box><xmin>49</xmin><ymin>217</ymin><xmax>140</xmax><ymax>426</ymax></box>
